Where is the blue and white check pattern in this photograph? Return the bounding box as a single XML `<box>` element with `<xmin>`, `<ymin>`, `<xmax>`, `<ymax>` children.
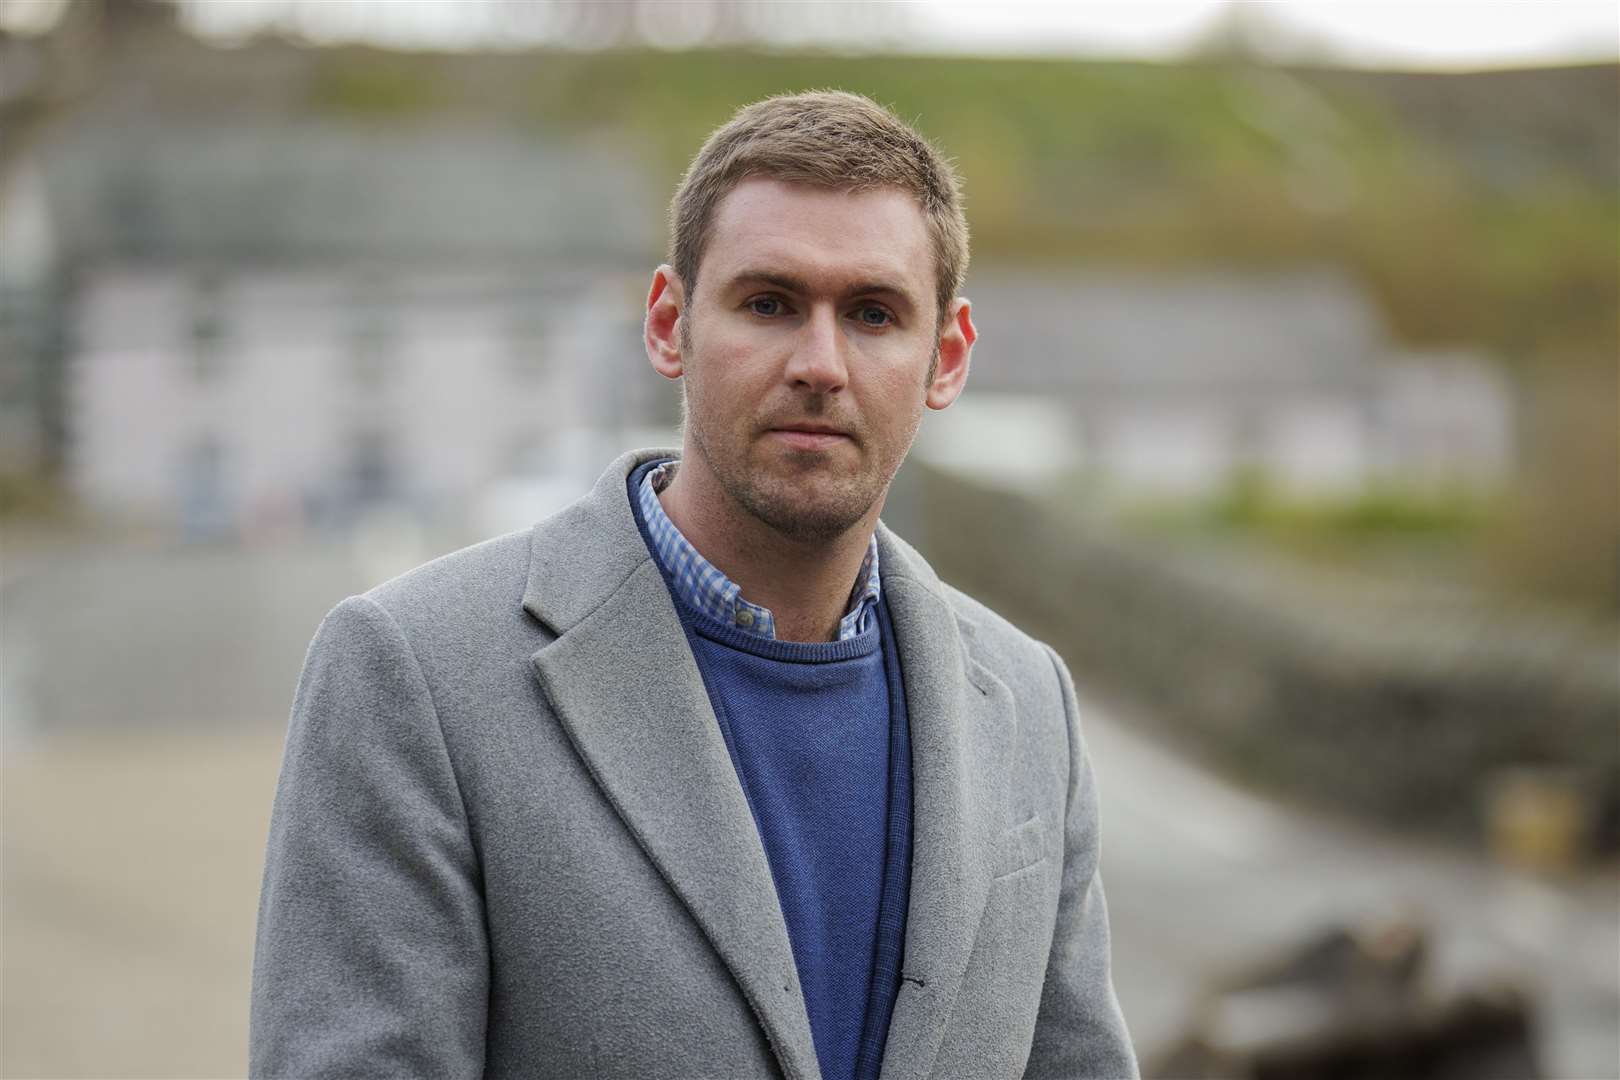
<box><xmin>639</xmin><ymin>460</ymin><xmax>881</xmax><ymax>641</ymax></box>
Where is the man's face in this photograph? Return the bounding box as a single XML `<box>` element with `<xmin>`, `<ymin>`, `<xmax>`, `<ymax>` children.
<box><xmin>650</xmin><ymin>178</ymin><xmax>969</xmax><ymax>543</ymax></box>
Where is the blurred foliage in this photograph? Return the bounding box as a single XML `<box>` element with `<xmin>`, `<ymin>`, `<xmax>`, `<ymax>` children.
<box><xmin>1488</xmin><ymin>357</ymin><xmax>1619</xmax><ymax>611</ymax></box>
<box><xmin>1203</xmin><ymin>469</ymin><xmax>1492</xmax><ymax>537</ymax></box>
<box><xmin>1122</xmin><ymin>468</ymin><xmax>1495</xmax><ymax>582</ymax></box>
<box><xmin>308</xmin><ymin>58</ymin><xmax>447</xmax><ymax>114</ymax></box>
<box><xmin>0</xmin><ymin>468</ymin><xmax>71</xmax><ymax>520</ymax></box>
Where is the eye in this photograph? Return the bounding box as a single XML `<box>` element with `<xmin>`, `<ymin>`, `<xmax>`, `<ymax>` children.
<box><xmin>853</xmin><ymin>305</ymin><xmax>894</xmax><ymax>328</ymax></box>
<box><xmin>747</xmin><ymin>296</ymin><xmax>786</xmax><ymax>317</ymax></box>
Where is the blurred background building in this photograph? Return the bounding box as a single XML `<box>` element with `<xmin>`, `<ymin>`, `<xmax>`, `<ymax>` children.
<box><xmin>1</xmin><ymin>1</ymin><xmax>1615</xmax><ymax>1077</ymax></box>
<box><xmin>927</xmin><ymin>268</ymin><xmax>1513</xmax><ymax>497</ymax></box>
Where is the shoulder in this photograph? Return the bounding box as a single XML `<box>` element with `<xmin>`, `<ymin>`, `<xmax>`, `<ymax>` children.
<box><xmin>314</xmin><ymin>528</ymin><xmax>541</xmax><ymax>669</ymax></box>
<box><xmin>293</xmin><ymin>528</ymin><xmax>550</xmax><ymax>738</ymax></box>
<box><xmin>363</xmin><ymin>528</ymin><xmax>533</xmax><ymax>625</ymax></box>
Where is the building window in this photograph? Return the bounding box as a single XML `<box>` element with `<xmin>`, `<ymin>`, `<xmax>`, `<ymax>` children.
<box><xmin>506</xmin><ymin>311</ymin><xmax>549</xmax><ymax>381</ymax></box>
<box><xmin>349</xmin><ymin>313</ymin><xmax>394</xmax><ymax>391</ymax></box>
<box><xmin>347</xmin><ymin>428</ymin><xmax>394</xmax><ymax>506</ymax></box>
<box><xmin>188</xmin><ymin>275</ymin><xmax>227</xmax><ymax>383</ymax></box>
<box><xmin>178</xmin><ymin>434</ymin><xmax>232</xmax><ymax>539</ymax></box>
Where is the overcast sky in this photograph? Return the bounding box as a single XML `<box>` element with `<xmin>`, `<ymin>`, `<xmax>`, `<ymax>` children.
<box><xmin>4</xmin><ymin>0</ymin><xmax>1616</xmax><ymax>69</ymax></box>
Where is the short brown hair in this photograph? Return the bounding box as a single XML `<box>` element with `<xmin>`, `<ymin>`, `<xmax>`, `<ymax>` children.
<box><xmin>670</xmin><ymin>90</ymin><xmax>969</xmax><ymax>327</ymax></box>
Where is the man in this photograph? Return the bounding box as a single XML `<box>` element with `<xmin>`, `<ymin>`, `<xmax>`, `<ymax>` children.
<box><xmin>251</xmin><ymin>91</ymin><xmax>1135</xmax><ymax>1079</ymax></box>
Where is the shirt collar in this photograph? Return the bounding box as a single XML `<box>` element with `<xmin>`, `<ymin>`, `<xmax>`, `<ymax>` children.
<box><xmin>638</xmin><ymin>459</ymin><xmax>881</xmax><ymax>642</ymax></box>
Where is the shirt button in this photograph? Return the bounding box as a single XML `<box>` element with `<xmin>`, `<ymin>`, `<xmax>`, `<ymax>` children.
<box><xmin>735</xmin><ymin>610</ymin><xmax>754</xmax><ymax>627</ymax></box>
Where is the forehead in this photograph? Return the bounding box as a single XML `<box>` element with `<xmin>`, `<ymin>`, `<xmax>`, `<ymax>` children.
<box><xmin>701</xmin><ymin>178</ymin><xmax>932</xmax><ymax>296</ymax></box>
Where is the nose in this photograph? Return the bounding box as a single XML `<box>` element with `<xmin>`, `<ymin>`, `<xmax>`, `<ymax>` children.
<box><xmin>783</xmin><ymin>305</ymin><xmax>847</xmax><ymax>395</ymax></box>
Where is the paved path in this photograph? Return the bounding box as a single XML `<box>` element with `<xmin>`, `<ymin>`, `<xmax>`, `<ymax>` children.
<box><xmin>2</xmin><ymin>728</ymin><xmax>286</xmax><ymax>1077</ymax></box>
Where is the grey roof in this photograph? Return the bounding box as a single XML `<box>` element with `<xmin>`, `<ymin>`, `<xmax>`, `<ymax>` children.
<box><xmin>41</xmin><ymin>114</ymin><xmax>661</xmax><ymax>265</ymax></box>
<box><xmin>963</xmin><ymin>266</ymin><xmax>1387</xmax><ymax>396</ymax></box>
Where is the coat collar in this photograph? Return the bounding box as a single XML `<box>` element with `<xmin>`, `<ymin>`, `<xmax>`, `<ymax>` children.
<box><xmin>522</xmin><ymin>449</ymin><xmax>1014</xmax><ymax>1080</ymax></box>
<box><xmin>521</xmin><ymin>447</ymin><xmax>676</xmax><ymax>636</ymax></box>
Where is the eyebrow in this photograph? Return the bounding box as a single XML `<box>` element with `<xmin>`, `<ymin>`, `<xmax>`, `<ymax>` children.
<box><xmin>726</xmin><ymin>269</ymin><xmax>919</xmax><ymax>309</ymax></box>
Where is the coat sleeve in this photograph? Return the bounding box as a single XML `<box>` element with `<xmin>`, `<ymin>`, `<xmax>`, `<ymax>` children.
<box><xmin>1023</xmin><ymin>645</ymin><xmax>1138</xmax><ymax>1080</ymax></box>
<box><xmin>250</xmin><ymin>595</ymin><xmax>489</xmax><ymax>1078</ymax></box>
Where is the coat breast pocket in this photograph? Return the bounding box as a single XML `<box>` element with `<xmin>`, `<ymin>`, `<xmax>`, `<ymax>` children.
<box><xmin>990</xmin><ymin>813</ymin><xmax>1050</xmax><ymax>880</ymax></box>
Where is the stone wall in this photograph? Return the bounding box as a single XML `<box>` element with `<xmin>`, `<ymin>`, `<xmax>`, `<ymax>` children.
<box><xmin>906</xmin><ymin>465</ymin><xmax>1619</xmax><ymax>848</ymax></box>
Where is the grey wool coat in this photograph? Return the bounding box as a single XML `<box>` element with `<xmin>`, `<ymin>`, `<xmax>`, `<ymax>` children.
<box><xmin>250</xmin><ymin>448</ymin><xmax>1137</xmax><ymax>1080</ymax></box>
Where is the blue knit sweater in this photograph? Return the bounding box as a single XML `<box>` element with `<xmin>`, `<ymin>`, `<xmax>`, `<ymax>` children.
<box><xmin>628</xmin><ymin>463</ymin><xmax>912</xmax><ymax>1080</ymax></box>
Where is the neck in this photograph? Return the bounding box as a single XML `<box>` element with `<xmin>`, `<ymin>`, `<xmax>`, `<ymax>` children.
<box><xmin>658</xmin><ymin>454</ymin><xmax>878</xmax><ymax>644</ymax></box>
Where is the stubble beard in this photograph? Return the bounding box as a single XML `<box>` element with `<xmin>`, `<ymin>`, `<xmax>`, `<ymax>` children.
<box><xmin>683</xmin><ymin>384</ymin><xmax>891</xmax><ymax>545</ymax></box>
<box><xmin>677</xmin><ymin>314</ymin><xmax>930</xmax><ymax>545</ymax></box>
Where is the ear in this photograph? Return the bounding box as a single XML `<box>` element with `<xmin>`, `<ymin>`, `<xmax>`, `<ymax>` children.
<box><xmin>645</xmin><ymin>265</ymin><xmax>686</xmax><ymax>380</ymax></box>
<box><xmin>925</xmin><ymin>297</ymin><xmax>975</xmax><ymax>410</ymax></box>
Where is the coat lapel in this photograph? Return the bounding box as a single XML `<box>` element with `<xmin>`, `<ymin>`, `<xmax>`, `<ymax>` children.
<box><xmin>523</xmin><ymin>450</ymin><xmax>822</xmax><ymax>1080</ymax></box>
<box><xmin>875</xmin><ymin>526</ymin><xmax>1016</xmax><ymax>1080</ymax></box>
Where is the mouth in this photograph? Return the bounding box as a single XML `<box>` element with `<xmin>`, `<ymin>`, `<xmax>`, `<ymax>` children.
<box><xmin>767</xmin><ymin>424</ymin><xmax>853</xmax><ymax>451</ymax></box>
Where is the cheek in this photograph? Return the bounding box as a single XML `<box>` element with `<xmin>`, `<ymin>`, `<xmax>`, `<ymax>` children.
<box><xmin>858</xmin><ymin>349</ymin><xmax>932</xmax><ymax>410</ymax></box>
<box><xmin>685</xmin><ymin>344</ymin><xmax>770</xmax><ymax>419</ymax></box>
<box><xmin>704</xmin><ymin>312</ymin><xmax>769</xmax><ymax>358</ymax></box>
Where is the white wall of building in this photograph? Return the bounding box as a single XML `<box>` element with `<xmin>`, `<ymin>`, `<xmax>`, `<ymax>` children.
<box><xmin>67</xmin><ymin>266</ymin><xmax>661</xmax><ymax>535</ymax></box>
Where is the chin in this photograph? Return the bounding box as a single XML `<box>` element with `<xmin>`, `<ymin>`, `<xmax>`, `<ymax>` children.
<box><xmin>733</xmin><ymin>472</ymin><xmax>878</xmax><ymax>544</ymax></box>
